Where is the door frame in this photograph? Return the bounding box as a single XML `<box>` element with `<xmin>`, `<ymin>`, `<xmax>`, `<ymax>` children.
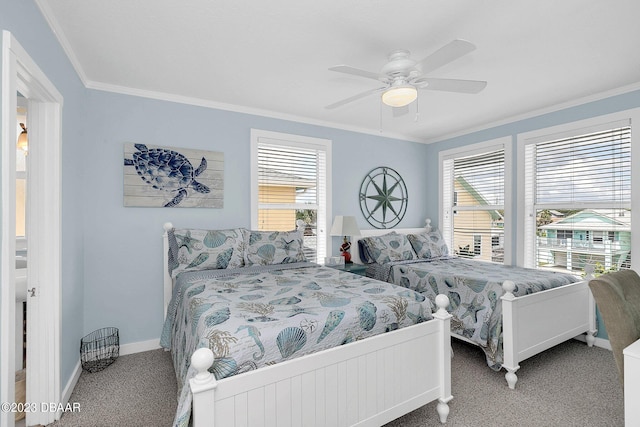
<box><xmin>1</xmin><ymin>30</ymin><xmax>63</xmax><ymax>427</ymax></box>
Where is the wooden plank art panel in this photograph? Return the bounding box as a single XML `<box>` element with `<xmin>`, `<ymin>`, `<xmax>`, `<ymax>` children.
<box><xmin>124</xmin><ymin>143</ymin><xmax>223</xmax><ymax>208</ymax></box>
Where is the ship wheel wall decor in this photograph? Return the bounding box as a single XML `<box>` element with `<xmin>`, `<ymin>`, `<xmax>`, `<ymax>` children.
<box><xmin>359</xmin><ymin>166</ymin><xmax>408</xmax><ymax>229</ymax></box>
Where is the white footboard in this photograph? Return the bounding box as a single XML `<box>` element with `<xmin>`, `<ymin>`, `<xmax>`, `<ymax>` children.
<box><xmin>500</xmin><ymin>278</ymin><xmax>597</xmax><ymax>389</ymax></box>
<box><xmin>190</xmin><ymin>296</ymin><xmax>453</xmax><ymax>427</ymax></box>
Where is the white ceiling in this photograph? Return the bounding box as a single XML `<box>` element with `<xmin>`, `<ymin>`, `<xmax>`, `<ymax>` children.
<box><xmin>36</xmin><ymin>0</ymin><xmax>640</xmax><ymax>143</ymax></box>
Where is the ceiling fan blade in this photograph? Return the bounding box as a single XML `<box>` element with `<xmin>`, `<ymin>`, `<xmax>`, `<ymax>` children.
<box><xmin>418</xmin><ymin>39</ymin><xmax>476</xmax><ymax>74</ymax></box>
<box><xmin>328</xmin><ymin>65</ymin><xmax>382</xmax><ymax>81</ymax></box>
<box><xmin>392</xmin><ymin>105</ymin><xmax>409</xmax><ymax>117</ymax></box>
<box><xmin>418</xmin><ymin>78</ymin><xmax>487</xmax><ymax>94</ymax></box>
<box><xmin>325</xmin><ymin>87</ymin><xmax>386</xmax><ymax>109</ymax></box>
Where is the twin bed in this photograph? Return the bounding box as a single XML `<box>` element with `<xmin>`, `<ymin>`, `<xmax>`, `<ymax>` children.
<box><xmin>161</xmin><ymin>223</ymin><xmax>453</xmax><ymax>427</ymax></box>
<box><xmin>352</xmin><ymin>220</ymin><xmax>597</xmax><ymax>389</ymax></box>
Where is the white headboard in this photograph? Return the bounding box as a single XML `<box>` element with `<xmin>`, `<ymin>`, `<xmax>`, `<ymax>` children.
<box><xmin>351</xmin><ymin>218</ymin><xmax>432</xmax><ymax>264</ymax></box>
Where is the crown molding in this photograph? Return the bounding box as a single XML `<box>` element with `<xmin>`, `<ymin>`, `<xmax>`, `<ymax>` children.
<box><xmin>85</xmin><ymin>79</ymin><xmax>429</xmax><ymax>144</ymax></box>
<box><xmin>424</xmin><ymin>81</ymin><xmax>640</xmax><ymax>144</ymax></box>
<box><xmin>35</xmin><ymin>0</ymin><xmax>89</xmax><ymax>86</ymax></box>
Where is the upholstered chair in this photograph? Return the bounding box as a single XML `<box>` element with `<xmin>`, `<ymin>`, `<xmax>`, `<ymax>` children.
<box><xmin>588</xmin><ymin>269</ymin><xmax>640</xmax><ymax>386</ymax></box>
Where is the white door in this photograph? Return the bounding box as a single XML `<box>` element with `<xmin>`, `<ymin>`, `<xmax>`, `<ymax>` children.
<box><xmin>1</xmin><ymin>31</ymin><xmax>63</xmax><ymax>427</ymax></box>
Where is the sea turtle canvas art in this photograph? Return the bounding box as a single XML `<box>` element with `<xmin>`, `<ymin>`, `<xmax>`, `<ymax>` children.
<box><xmin>124</xmin><ymin>143</ymin><xmax>224</xmax><ymax>208</ymax></box>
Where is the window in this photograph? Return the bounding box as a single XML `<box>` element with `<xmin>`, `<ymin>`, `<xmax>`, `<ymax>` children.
<box><xmin>520</xmin><ymin>120</ymin><xmax>632</xmax><ymax>273</ymax></box>
<box><xmin>473</xmin><ymin>234</ymin><xmax>482</xmax><ymax>256</ymax></box>
<box><xmin>251</xmin><ymin>130</ymin><xmax>331</xmax><ymax>263</ymax></box>
<box><xmin>592</xmin><ymin>231</ymin><xmax>604</xmax><ymax>244</ymax></box>
<box><xmin>557</xmin><ymin>230</ymin><xmax>572</xmax><ymax>241</ymax></box>
<box><xmin>440</xmin><ymin>137</ymin><xmax>511</xmax><ymax>264</ymax></box>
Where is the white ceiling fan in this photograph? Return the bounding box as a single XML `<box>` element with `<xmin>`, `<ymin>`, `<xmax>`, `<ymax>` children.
<box><xmin>325</xmin><ymin>39</ymin><xmax>487</xmax><ymax>110</ymax></box>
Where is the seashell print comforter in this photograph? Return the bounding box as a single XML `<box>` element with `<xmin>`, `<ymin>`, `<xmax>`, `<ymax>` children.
<box><xmin>371</xmin><ymin>257</ymin><xmax>578</xmax><ymax>371</ymax></box>
<box><xmin>160</xmin><ymin>262</ymin><xmax>434</xmax><ymax>427</ymax></box>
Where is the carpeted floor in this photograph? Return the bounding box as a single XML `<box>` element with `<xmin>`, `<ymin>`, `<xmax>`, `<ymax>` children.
<box><xmin>47</xmin><ymin>348</ymin><xmax>178</xmax><ymax>427</ymax></box>
<box><xmin>385</xmin><ymin>340</ymin><xmax>624</xmax><ymax>427</ymax></box>
<box><xmin>47</xmin><ymin>339</ymin><xmax>624</xmax><ymax>427</ymax></box>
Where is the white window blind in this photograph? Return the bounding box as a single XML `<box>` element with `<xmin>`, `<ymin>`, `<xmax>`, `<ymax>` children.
<box><xmin>255</xmin><ymin>138</ymin><xmax>328</xmax><ymax>263</ymax></box>
<box><xmin>524</xmin><ymin>125</ymin><xmax>631</xmax><ymax>272</ymax></box>
<box><xmin>443</xmin><ymin>148</ymin><xmax>505</xmax><ymax>263</ymax></box>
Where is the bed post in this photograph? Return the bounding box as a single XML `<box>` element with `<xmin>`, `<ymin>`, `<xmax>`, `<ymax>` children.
<box><xmin>189</xmin><ymin>348</ymin><xmax>217</xmax><ymax>426</ymax></box>
<box><xmin>425</xmin><ymin>218</ymin><xmax>432</xmax><ymax>232</ymax></box>
<box><xmin>500</xmin><ymin>280</ymin><xmax>519</xmax><ymax>389</ymax></box>
<box><xmin>163</xmin><ymin>222</ymin><xmax>173</xmax><ymax>318</ymax></box>
<box><xmin>584</xmin><ymin>264</ymin><xmax>597</xmax><ymax>347</ymax></box>
<box><xmin>434</xmin><ymin>294</ymin><xmax>453</xmax><ymax>423</ymax></box>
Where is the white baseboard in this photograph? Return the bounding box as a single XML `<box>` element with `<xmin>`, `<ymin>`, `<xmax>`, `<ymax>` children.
<box><xmin>119</xmin><ymin>338</ymin><xmax>161</xmax><ymax>356</ymax></box>
<box><xmin>574</xmin><ymin>334</ymin><xmax>612</xmax><ymax>351</ymax></box>
<box><xmin>61</xmin><ymin>359</ymin><xmax>81</xmax><ymax>407</ymax></box>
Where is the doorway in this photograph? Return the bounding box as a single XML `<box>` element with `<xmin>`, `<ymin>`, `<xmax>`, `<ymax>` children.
<box><xmin>1</xmin><ymin>31</ymin><xmax>63</xmax><ymax>427</ymax></box>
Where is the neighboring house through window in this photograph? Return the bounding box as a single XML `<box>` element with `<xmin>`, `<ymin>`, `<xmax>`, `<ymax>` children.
<box><xmin>250</xmin><ymin>129</ymin><xmax>331</xmax><ymax>263</ymax></box>
<box><xmin>537</xmin><ymin>210</ymin><xmax>630</xmax><ymax>271</ymax></box>
<box><xmin>440</xmin><ymin>137</ymin><xmax>512</xmax><ymax>264</ymax></box>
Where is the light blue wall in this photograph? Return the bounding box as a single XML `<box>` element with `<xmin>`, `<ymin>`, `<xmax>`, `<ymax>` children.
<box><xmin>424</xmin><ymin>89</ymin><xmax>640</xmax><ymax>338</ymax></box>
<box><xmin>82</xmin><ymin>90</ymin><xmax>431</xmax><ymax>345</ymax></box>
<box><xmin>1</xmin><ymin>0</ymin><xmax>87</xmax><ymax>387</ymax></box>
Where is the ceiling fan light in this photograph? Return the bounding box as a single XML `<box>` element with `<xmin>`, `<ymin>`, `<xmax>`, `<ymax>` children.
<box><xmin>381</xmin><ymin>86</ymin><xmax>417</xmax><ymax>108</ymax></box>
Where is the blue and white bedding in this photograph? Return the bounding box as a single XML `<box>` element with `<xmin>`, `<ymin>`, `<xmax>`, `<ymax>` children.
<box><xmin>368</xmin><ymin>257</ymin><xmax>579</xmax><ymax>370</ymax></box>
<box><xmin>160</xmin><ymin>262</ymin><xmax>434</xmax><ymax>427</ymax></box>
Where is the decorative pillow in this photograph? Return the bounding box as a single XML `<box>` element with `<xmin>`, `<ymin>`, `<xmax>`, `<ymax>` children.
<box><xmin>407</xmin><ymin>233</ymin><xmax>433</xmax><ymax>259</ymax></box>
<box><xmin>358</xmin><ymin>239</ymin><xmax>375</xmax><ymax>264</ymax></box>
<box><xmin>408</xmin><ymin>229</ymin><xmax>449</xmax><ymax>258</ymax></box>
<box><xmin>362</xmin><ymin>232</ymin><xmax>416</xmax><ymax>264</ymax></box>
<box><xmin>168</xmin><ymin>228</ymin><xmax>246</xmax><ymax>278</ymax></box>
<box><xmin>426</xmin><ymin>229</ymin><xmax>449</xmax><ymax>257</ymax></box>
<box><xmin>243</xmin><ymin>229</ymin><xmax>307</xmax><ymax>266</ymax></box>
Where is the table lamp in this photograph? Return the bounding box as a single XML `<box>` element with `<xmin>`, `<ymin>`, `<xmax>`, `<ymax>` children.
<box><xmin>330</xmin><ymin>215</ymin><xmax>361</xmax><ymax>264</ymax></box>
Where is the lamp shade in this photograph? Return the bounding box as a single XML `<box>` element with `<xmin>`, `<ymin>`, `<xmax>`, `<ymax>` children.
<box><xmin>17</xmin><ymin>123</ymin><xmax>28</xmax><ymax>153</ymax></box>
<box><xmin>330</xmin><ymin>215</ymin><xmax>361</xmax><ymax>237</ymax></box>
<box><xmin>381</xmin><ymin>85</ymin><xmax>417</xmax><ymax>108</ymax></box>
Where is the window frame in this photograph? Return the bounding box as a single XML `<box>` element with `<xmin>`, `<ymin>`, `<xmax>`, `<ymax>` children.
<box><xmin>516</xmin><ymin>108</ymin><xmax>640</xmax><ymax>271</ymax></box>
<box><xmin>250</xmin><ymin>129</ymin><xmax>332</xmax><ymax>262</ymax></box>
<box><xmin>439</xmin><ymin>136</ymin><xmax>513</xmax><ymax>264</ymax></box>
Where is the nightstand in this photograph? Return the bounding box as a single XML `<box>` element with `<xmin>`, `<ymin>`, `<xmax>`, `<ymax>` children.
<box><xmin>326</xmin><ymin>263</ymin><xmax>368</xmax><ymax>277</ymax></box>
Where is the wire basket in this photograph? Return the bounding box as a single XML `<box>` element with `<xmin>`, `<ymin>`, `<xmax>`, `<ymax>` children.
<box><xmin>80</xmin><ymin>327</ymin><xmax>119</xmax><ymax>373</ymax></box>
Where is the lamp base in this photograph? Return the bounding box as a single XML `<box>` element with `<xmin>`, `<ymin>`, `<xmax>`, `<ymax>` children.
<box><xmin>340</xmin><ymin>237</ymin><xmax>353</xmax><ymax>264</ymax></box>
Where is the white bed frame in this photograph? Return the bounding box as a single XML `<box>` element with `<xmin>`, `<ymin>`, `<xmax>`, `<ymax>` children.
<box><xmin>162</xmin><ymin>223</ymin><xmax>454</xmax><ymax>426</ymax></box>
<box><xmin>352</xmin><ymin>219</ymin><xmax>597</xmax><ymax>389</ymax></box>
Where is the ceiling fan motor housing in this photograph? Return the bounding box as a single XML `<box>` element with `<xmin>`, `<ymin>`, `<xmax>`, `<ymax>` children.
<box><xmin>380</xmin><ymin>50</ymin><xmax>417</xmax><ymax>80</ymax></box>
